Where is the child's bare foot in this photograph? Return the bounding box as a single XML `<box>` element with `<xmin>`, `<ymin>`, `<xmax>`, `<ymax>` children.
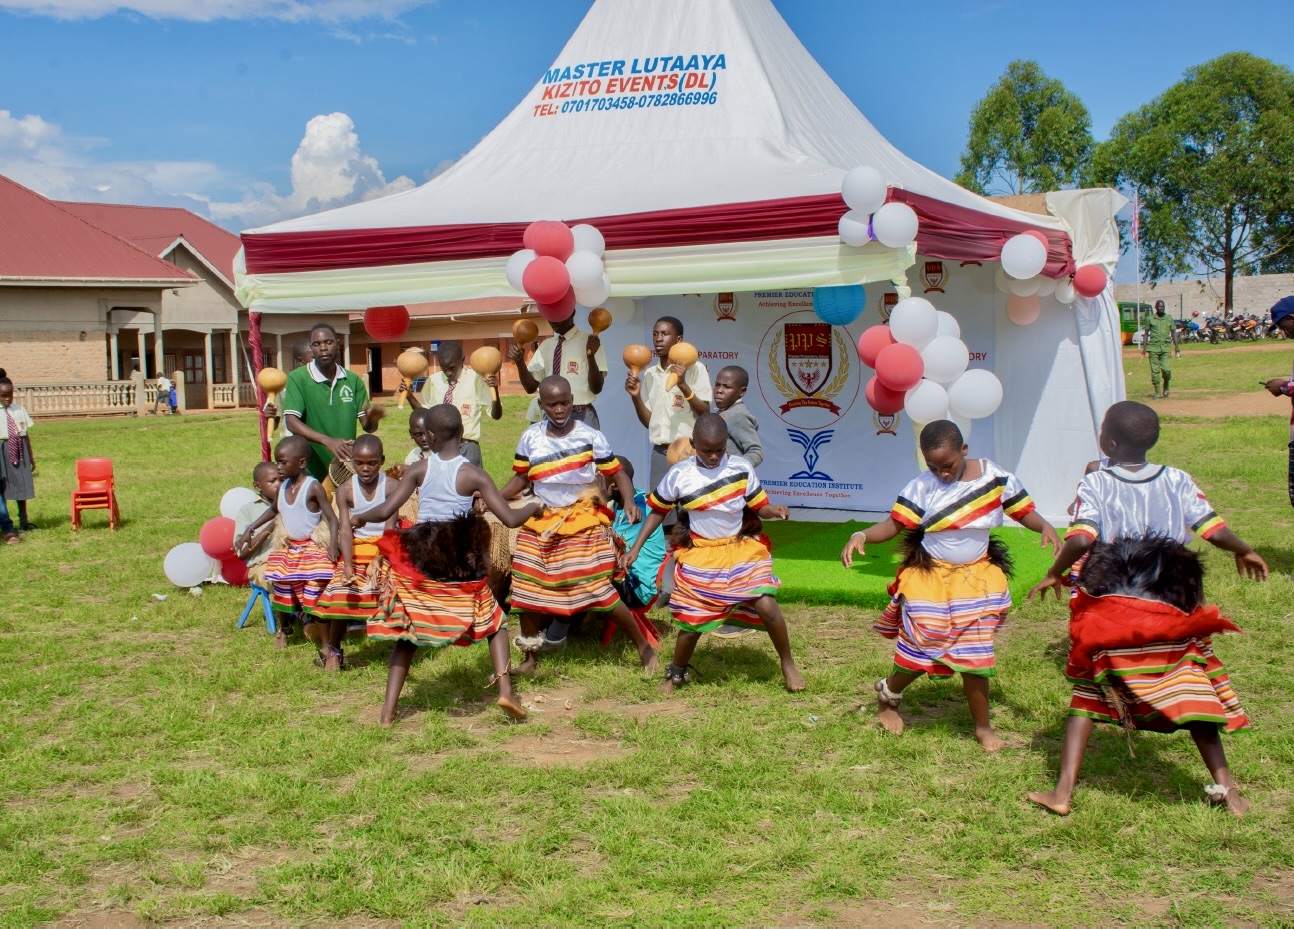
<box><xmin>379</xmin><ymin>708</ymin><xmax>397</xmax><ymax>729</ymax></box>
<box><xmin>658</xmin><ymin>678</ymin><xmax>677</xmax><ymax>695</ymax></box>
<box><xmin>497</xmin><ymin>694</ymin><xmax>527</xmax><ymax>720</ymax></box>
<box><xmin>782</xmin><ymin>661</ymin><xmax>806</xmax><ymax>692</ymax></box>
<box><xmin>639</xmin><ymin>646</ymin><xmax>659</xmax><ymax>675</ymax></box>
<box><xmin>876</xmin><ymin>698</ymin><xmax>905</xmax><ymax>735</ymax></box>
<box><xmin>515</xmin><ymin>653</ymin><xmax>538</xmax><ymax>676</ymax></box>
<box><xmin>273</xmin><ymin>629</ymin><xmax>288</xmax><ymax>650</ymax></box>
<box><xmin>1206</xmin><ymin>784</ymin><xmax>1252</xmax><ymax>817</ymax></box>
<box><xmin>1026</xmin><ymin>789</ymin><xmax>1071</xmax><ymax>816</ymax></box>
<box><xmin>975</xmin><ymin>727</ymin><xmax>1005</xmax><ymax>752</ymax></box>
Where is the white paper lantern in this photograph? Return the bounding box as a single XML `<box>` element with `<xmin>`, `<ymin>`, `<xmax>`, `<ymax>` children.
<box><xmin>904</xmin><ymin>379</ymin><xmax>950</xmax><ymax>425</ymax></box>
<box><xmin>570</xmin><ymin>224</ymin><xmax>606</xmax><ymax>257</ymax></box>
<box><xmin>1034</xmin><ymin>275</ymin><xmax>1057</xmax><ymax>298</ymax></box>
<box><xmin>1000</xmin><ymin>233</ymin><xmax>1048</xmax><ymax>280</ymax></box>
<box><xmin>1054</xmin><ymin>278</ymin><xmax>1077</xmax><ymax>305</ymax></box>
<box><xmin>841</xmin><ymin>166</ymin><xmax>888</xmax><ymax>215</ymax></box>
<box><xmin>1007</xmin><ymin>274</ymin><xmax>1042</xmax><ymax>297</ymax></box>
<box><xmin>948</xmin><ymin>369</ymin><xmax>1004</xmax><ymax>420</ymax></box>
<box><xmin>871</xmin><ymin>202</ymin><xmax>919</xmax><ymax>249</ymax></box>
<box><xmin>505</xmin><ymin>249</ymin><xmax>536</xmax><ymax>292</ymax></box>
<box><xmin>888</xmin><ymin>297</ymin><xmax>939</xmax><ymax>350</ymax></box>
<box><xmin>219</xmin><ymin>487</ymin><xmax>258</xmax><ymax>521</ymax></box>
<box><xmin>935</xmin><ymin>310</ymin><xmax>961</xmax><ymax>339</ymax></box>
<box><xmin>164</xmin><ymin>542</ymin><xmax>216</xmax><ymax>588</ymax></box>
<box><xmin>921</xmin><ymin>336</ymin><xmax>970</xmax><ymax>385</ymax></box>
<box><xmin>838</xmin><ymin>210</ymin><xmax>871</xmax><ymax>247</ymax></box>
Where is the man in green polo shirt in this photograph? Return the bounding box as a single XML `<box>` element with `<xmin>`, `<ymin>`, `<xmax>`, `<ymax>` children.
<box><xmin>281</xmin><ymin>322</ymin><xmax>385</xmax><ymax>483</ymax></box>
<box><xmin>1141</xmin><ymin>299</ymin><xmax>1181</xmax><ymax>399</ymax></box>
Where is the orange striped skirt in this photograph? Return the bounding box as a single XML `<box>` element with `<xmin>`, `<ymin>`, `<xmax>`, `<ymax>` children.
<box><xmin>670</xmin><ymin>535</ymin><xmax>779</xmax><ymax>633</ymax></box>
<box><xmin>313</xmin><ymin>540</ymin><xmax>381</xmax><ymax>622</ymax></box>
<box><xmin>509</xmin><ymin>502</ymin><xmax>621</xmax><ymax>616</ymax></box>
<box><xmin>368</xmin><ymin>569</ymin><xmax>504</xmax><ymax>648</ymax></box>
<box><xmin>265</xmin><ymin>538</ymin><xmax>334</xmax><ymax>616</ymax></box>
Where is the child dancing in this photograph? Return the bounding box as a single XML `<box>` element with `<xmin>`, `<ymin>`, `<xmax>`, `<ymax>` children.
<box><xmin>840</xmin><ymin>420</ymin><xmax>1060</xmax><ymax>751</ymax></box>
<box><xmin>350</xmin><ymin>404</ymin><xmax>542</xmax><ymax>725</ymax></box>
<box><xmin>1028</xmin><ymin>401</ymin><xmax>1267</xmax><ymax>817</ymax></box>
<box><xmin>626</xmin><ymin>414</ymin><xmax>803</xmax><ymax>692</ymax></box>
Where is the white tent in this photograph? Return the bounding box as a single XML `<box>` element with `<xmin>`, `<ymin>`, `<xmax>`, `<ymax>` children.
<box><xmin>235</xmin><ymin>0</ymin><xmax>1126</xmax><ymax>523</ymax></box>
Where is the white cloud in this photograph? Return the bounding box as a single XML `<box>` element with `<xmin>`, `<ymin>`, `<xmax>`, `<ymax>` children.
<box><xmin>207</xmin><ymin>112</ymin><xmax>415</xmax><ymax>229</ymax></box>
<box><xmin>0</xmin><ymin>0</ymin><xmax>427</xmax><ymax>22</ymax></box>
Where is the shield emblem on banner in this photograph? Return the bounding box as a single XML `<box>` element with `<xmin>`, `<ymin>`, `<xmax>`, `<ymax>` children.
<box><xmin>921</xmin><ymin>261</ymin><xmax>947</xmax><ymax>294</ymax></box>
<box><xmin>783</xmin><ymin>323</ymin><xmax>832</xmax><ymax>396</ymax></box>
<box><xmin>878</xmin><ymin>292</ymin><xmax>899</xmax><ymax>321</ymax></box>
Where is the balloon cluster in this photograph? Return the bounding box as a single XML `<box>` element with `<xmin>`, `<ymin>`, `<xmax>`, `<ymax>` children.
<box><xmin>163</xmin><ymin>487</ymin><xmax>258</xmax><ymax>588</ymax></box>
<box><xmin>837</xmin><ymin>166</ymin><xmax>919</xmax><ymax>250</ymax></box>
<box><xmin>505</xmin><ymin>221</ymin><xmax>610</xmax><ymax>322</ymax></box>
<box><xmin>857</xmin><ymin>297</ymin><xmax>1002</xmax><ymax>434</ymax></box>
<box><xmin>996</xmin><ymin>231</ymin><xmax>1108</xmax><ymax>325</ymax></box>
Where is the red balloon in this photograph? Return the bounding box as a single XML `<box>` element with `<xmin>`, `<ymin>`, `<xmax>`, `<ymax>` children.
<box><xmin>875</xmin><ymin>342</ymin><xmax>924</xmax><ymax>392</ymax></box>
<box><xmin>527</xmin><ymin>221</ymin><xmax>575</xmax><ymax>261</ymax></box>
<box><xmin>865</xmin><ymin>375</ymin><xmax>906</xmax><ymax>415</ymax></box>
<box><xmin>536</xmin><ymin>288</ymin><xmax>577</xmax><ymax>322</ymax></box>
<box><xmin>362</xmin><ymin>305</ymin><xmax>409</xmax><ymax>342</ymax></box>
<box><xmin>856</xmin><ymin>325</ymin><xmax>895</xmax><ymax>369</ymax></box>
<box><xmin>199</xmin><ymin>516</ymin><xmax>236</xmax><ymax>560</ymax></box>
<box><xmin>1073</xmin><ymin>264</ymin><xmax>1108</xmax><ymax>298</ymax></box>
<box><xmin>1022</xmin><ymin>229</ymin><xmax>1051</xmax><ymax>250</ymax></box>
<box><xmin>522</xmin><ymin>256</ymin><xmax>571</xmax><ymax>304</ymax></box>
<box><xmin>221</xmin><ymin>556</ymin><xmax>249</xmax><ymax>587</ymax></box>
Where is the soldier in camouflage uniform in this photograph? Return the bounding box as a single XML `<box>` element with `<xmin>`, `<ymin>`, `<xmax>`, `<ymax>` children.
<box><xmin>1141</xmin><ymin>300</ymin><xmax>1181</xmax><ymax>399</ymax></box>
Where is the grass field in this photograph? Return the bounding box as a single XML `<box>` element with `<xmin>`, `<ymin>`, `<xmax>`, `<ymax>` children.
<box><xmin>3</xmin><ymin>354</ymin><xmax>1294</xmax><ymax>928</ymax></box>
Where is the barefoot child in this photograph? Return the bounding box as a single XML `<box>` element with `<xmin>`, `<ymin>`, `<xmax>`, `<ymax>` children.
<box><xmin>239</xmin><ymin>436</ymin><xmax>340</xmax><ymax>668</ymax></box>
<box><xmin>314</xmin><ymin>434</ymin><xmax>394</xmax><ymax>646</ymax></box>
<box><xmin>1027</xmin><ymin>401</ymin><xmax>1267</xmax><ymax>817</ymax></box>
<box><xmin>0</xmin><ymin>374</ymin><xmax>37</xmax><ymax>532</ymax></box>
<box><xmin>712</xmin><ymin>365</ymin><xmax>763</xmax><ymax>638</ymax></box>
<box><xmin>350</xmin><ymin>404</ymin><xmax>543</xmax><ymax>725</ymax></box>
<box><xmin>840</xmin><ymin>420</ymin><xmax>1060</xmax><ymax>751</ymax></box>
<box><xmin>502</xmin><ymin>376</ymin><xmax>660</xmax><ymax>675</ymax></box>
<box><xmin>626</xmin><ymin>414</ymin><xmax>805</xmax><ymax>693</ymax></box>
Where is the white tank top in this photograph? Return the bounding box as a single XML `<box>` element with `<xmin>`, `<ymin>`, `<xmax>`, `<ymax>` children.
<box><xmin>279</xmin><ymin>475</ymin><xmax>322</xmax><ymax>540</ymax></box>
<box><xmin>350</xmin><ymin>473</ymin><xmax>388</xmax><ymax>539</ymax></box>
<box><xmin>417</xmin><ymin>454</ymin><xmax>474</xmax><ymax>522</ymax></box>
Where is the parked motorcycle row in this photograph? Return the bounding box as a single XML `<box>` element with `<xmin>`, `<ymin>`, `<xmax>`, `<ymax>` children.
<box><xmin>1134</xmin><ymin>314</ymin><xmax>1284</xmax><ymax>344</ymax></box>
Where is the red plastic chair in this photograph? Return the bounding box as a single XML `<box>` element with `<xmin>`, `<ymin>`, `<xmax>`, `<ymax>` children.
<box><xmin>71</xmin><ymin>457</ymin><xmax>120</xmax><ymax>532</ymax></box>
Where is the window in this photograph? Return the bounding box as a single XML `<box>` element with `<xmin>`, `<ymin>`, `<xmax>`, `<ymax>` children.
<box><xmin>183</xmin><ymin>353</ymin><xmax>205</xmax><ymax>384</ymax></box>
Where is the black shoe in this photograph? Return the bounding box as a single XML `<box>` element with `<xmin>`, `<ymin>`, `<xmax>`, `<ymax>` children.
<box><xmin>19</xmin><ymin>522</ymin><xmax>37</xmax><ymax>531</ymax></box>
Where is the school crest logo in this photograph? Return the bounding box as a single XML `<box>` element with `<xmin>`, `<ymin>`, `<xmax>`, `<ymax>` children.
<box><xmin>339</xmin><ymin>384</ymin><xmax>355</xmax><ymax>403</ymax></box>
<box><xmin>878</xmin><ymin>292</ymin><xmax>899</xmax><ymax>322</ymax></box>
<box><xmin>713</xmin><ymin>292</ymin><xmax>738</xmax><ymax>322</ymax></box>
<box><xmin>460</xmin><ymin>403</ymin><xmax>472</xmax><ymax>416</ymax></box>
<box><xmin>566</xmin><ymin>360</ymin><xmax>579</xmax><ymax>375</ymax></box>
<box><xmin>757</xmin><ymin>310</ymin><xmax>860</xmax><ymax>429</ymax></box>
<box><xmin>787</xmin><ymin>428</ymin><xmax>833</xmax><ymax>481</ymax></box>
<box><xmin>873</xmin><ymin>411</ymin><xmax>899</xmax><ymax>435</ymax></box>
<box><xmin>921</xmin><ymin>261</ymin><xmax>947</xmax><ymax>294</ymax></box>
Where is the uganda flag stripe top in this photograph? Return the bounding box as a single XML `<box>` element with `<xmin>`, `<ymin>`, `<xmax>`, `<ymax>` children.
<box><xmin>1067</xmin><ymin>464</ymin><xmax>1227</xmax><ymax>546</ymax></box>
<box><xmin>512</xmin><ymin>419</ymin><xmax>621</xmax><ymax>508</ymax></box>
<box><xmin>649</xmin><ymin>454</ymin><xmax>767</xmax><ymax>539</ymax></box>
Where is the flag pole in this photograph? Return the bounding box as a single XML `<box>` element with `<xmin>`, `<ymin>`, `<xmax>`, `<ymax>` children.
<box><xmin>1132</xmin><ymin>188</ymin><xmax>1142</xmax><ymax>341</ymax></box>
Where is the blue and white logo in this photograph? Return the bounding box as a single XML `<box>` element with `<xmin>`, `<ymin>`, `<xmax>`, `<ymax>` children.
<box><xmin>787</xmin><ymin>428</ymin><xmax>833</xmax><ymax>481</ymax></box>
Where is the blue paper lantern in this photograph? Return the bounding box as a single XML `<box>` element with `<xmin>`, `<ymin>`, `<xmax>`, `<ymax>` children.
<box><xmin>813</xmin><ymin>284</ymin><xmax>866</xmax><ymax>326</ymax></box>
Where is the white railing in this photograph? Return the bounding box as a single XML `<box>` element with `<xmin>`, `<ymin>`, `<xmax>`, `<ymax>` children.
<box><xmin>17</xmin><ymin>381</ymin><xmax>142</xmax><ymax>416</ymax></box>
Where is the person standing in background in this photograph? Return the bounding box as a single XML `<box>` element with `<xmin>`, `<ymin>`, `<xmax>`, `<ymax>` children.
<box><xmin>1142</xmin><ymin>299</ymin><xmax>1181</xmax><ymax>399</ymax></box>
<box><xmin>510</xmin><ymin>312</ymin><xmax>608</xmax><ymax>428</ymax></box>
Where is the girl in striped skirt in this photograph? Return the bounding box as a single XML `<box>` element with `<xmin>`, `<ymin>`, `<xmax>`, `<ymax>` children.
<box><xmin>840</xmin><ymin>420</ymin><xmax>1060</xmax><ymax>751</ymax></box>
<box><xmin>1028</xmin><ymin>401</ymin><xmax>1267</xmax><ymax>817</ymax></box>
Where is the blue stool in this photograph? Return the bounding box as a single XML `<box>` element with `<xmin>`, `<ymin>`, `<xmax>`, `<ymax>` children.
<box><xmin>237</xmin><ymin>584</ymin><xmax>277</xmax><ymax>634</ymax></box>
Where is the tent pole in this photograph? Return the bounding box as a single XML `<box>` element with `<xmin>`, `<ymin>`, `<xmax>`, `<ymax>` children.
<box><xmin>249</xmin><ymin>311</ymin><xmax>270</xmax><ymax>462</ymax></box>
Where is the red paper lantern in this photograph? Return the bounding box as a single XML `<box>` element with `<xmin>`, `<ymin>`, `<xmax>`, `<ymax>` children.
<box><xmin>874</xmin><ymin>342</ymin><xmax>924</xmax><ymax>392</ymax></box>
<box><xmin>221</xmin><ymin>556</ymin><xmax>249</xmax><ymax>587</ymax></box>
<box><xmin>856</xmin><ymin>325</ymin><xmax>895</xmax><ymax>369</ymax></box>
<box><xmin>527</xmin><ymin>221</ymin><xmax>575</xmax><ymax>261</ymax></box>
<box><xmin>199</xmin><ymin>516</ymin><xmax>236</xmax><ymax>560</ymax></box>
<box><xmin>523</xmin><ymin>256</ymin><xmax>571</xmax><ymax>304</ymax></box>
<box><xmin>865</xmin><ymin>375</ymin><xmax>906</xmax><ymax>415</ymax></box>
<box><xmin>537</xmin><ymin>288</ymin><xmax>577</xmax><ymax>322</ymax></box>
<box><xmin>1073</xmin><ymin>264</ymin><xmax>1108</xmax><ymax>298</ymax></box>
<box><xmin>363</xmin><ymin>305</ymin><xmax>410</xmax><ymax>342</ymax></box>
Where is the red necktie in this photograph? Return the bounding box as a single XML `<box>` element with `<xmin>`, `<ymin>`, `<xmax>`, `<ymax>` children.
<box><xmin>5</xmin><ymin>411</ymin><xmax>19</xmax><ymax>465</ymax></box>
<box><xmin>444</xmin><ymin>378</ymin><xmax>455</xmax><ymax>404</ymax></box>
<box><xmin>552</xmin><ymin>335</ymin><xmax>565</xmax><ymax>375</ymax></box>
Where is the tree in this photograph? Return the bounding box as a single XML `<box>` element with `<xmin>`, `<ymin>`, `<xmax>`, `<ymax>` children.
<box><xmin>955</xmin><ymin>60</ymin><xmax>1093</xmax><ymax>196</ymax></box>
<box><xmin>1090</xmin><ymin>52</ymin><xmax>1294</xmax><ymax>313</ymax></box>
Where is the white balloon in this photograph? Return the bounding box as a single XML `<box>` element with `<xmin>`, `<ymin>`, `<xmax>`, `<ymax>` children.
<box><xmin>904</xmin><ymin>379</ymin><xmax>949</xmax><ymax>425</ymax></box>
<box><xmin>219</xmin><ymin>486</ymin><xmax>258</xmax><ymax>521</ymax></box>
<box><xmin>1000</xmin><ymin>233</ymin><xmax>1048</xmax><ymax>280</ymax></box>
<box><xmin>948</xmin><ymin>369</ymin><xmax>1004</xmax><ymax>420</ymax></box>
<box><xmin>1054</xmin><ymin>278</ymin><xmax>1077</xmax><ymax>305</ymax></box>
<box><xmin>573</xmin><ymin>274</ymin><xmax>610</xmax><ymax>307</ymax></box>
<box><xmin>920</xmin><ymin>336</ymin><xmax>970</xmax><ymax>385</ymax></box>
<box><xmin>1034</xmin><ymin>275</ymin><xmax>1057</xmax><ymax>297</ymax></box>
<box><xmin>570</xmin><ymin>223</ymin><xmax>605</xmax><ymax>257</ymax></box>
<box><xmin>994</xmin><ymin>267</ymin><xmax>1012</xmax><ymax>295</ymax></box>
<box><xmin>565</xmin><ymin>250</ymin><xmax>605</xmax><ymax>289</ymax></box>
<box><xmin>872</xmin><ymin>202</ymin><xmax>919</xmax><ymax>249</ymax></box>
<box><xmin>603</xmin><ymin>296</ymin><xmax>635</xmax><ymax>325</ymax></box>
<box><xmin>838</xmin><ymin>210</ymin><xmax>871</xmax><ymax>247</ymax></box>
<box><xmin>935</xmin><ymin>310</ymin><xmax>961</xmax><ymax>339</ymax></box>
<box><xmin>949</xmin><ymin>411</ymin><xmax>973</xmax><ymax>443</ymax></box>
<box><xmin>164</xmin><ymin>542</ymin><xmax>216</xmax><ymax>588</ymax></box>
<box><xmin>1007</xmin><ymin>274</ymin><xmax>1042</xmax><ymax>297</ymax></box>
<box><xmin>841</xmin><ymin>166</ymin><xmax>888</xmax><ymax>215</ymax></box>
<box><xmin>505</xmin><ymin>249</ymin><xmax>536</xmax><ymax>292</ymax></box>
<box><xmin>888</xmin><ymin>297</ymin><xmax>939</xmax><ymax>350</ymax></box>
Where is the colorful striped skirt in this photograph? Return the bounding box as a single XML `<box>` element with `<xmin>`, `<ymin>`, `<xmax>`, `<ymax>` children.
<box><xmin>265</xmin><ymin>538</ymin><xmax>335</xmax><ymax>616</ymax></box>
<box><xmin>670</xmin><ymin>535</ymin><xmax>779</xmax><ymax>633</ymax></box>
<box><xmin>368</xmin><ymin>571</ymin><xmax>504</xmax><ymax>649</ymax></box>
<box><xmin>875</xmin><ymin>558</ymin><xmax>1010</xmax><ymax>677</ymax></box>
<box><xmin>1066</xmin><ymin>591</ymin><xmax>1249</xmax><ymax>733</ymax></box>
<box><xmin>313</xmin><ymin>540</ymin><xmax>381</xmax><ymax>621</ymax></box>
<box><xmin>510</xmin><ymin>502</ymin><xmax>621</xmax><ymax>616</ymax></box>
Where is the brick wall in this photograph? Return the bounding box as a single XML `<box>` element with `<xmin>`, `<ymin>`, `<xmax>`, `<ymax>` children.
<box><xmin>0</xmin><ymin>329</ymin><xmax>107</xmax><ymax>384</ymax></box>
<box><xmin>1114</xmin><ymin>273</ymin><xmax>1294</xmax><ymax>318</ymax></box>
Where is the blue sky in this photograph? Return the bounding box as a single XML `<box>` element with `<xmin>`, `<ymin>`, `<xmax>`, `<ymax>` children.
<box><xmin>1</xmin><ymin>0</ymin><xmax>1290</xmax><ymax>265</ymax></box>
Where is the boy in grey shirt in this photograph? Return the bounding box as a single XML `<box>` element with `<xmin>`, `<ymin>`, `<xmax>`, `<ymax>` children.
<box><xmin>712</xmin><ymin>365</ymin><xmax>764</xmax><ymax>638</ymax></box>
